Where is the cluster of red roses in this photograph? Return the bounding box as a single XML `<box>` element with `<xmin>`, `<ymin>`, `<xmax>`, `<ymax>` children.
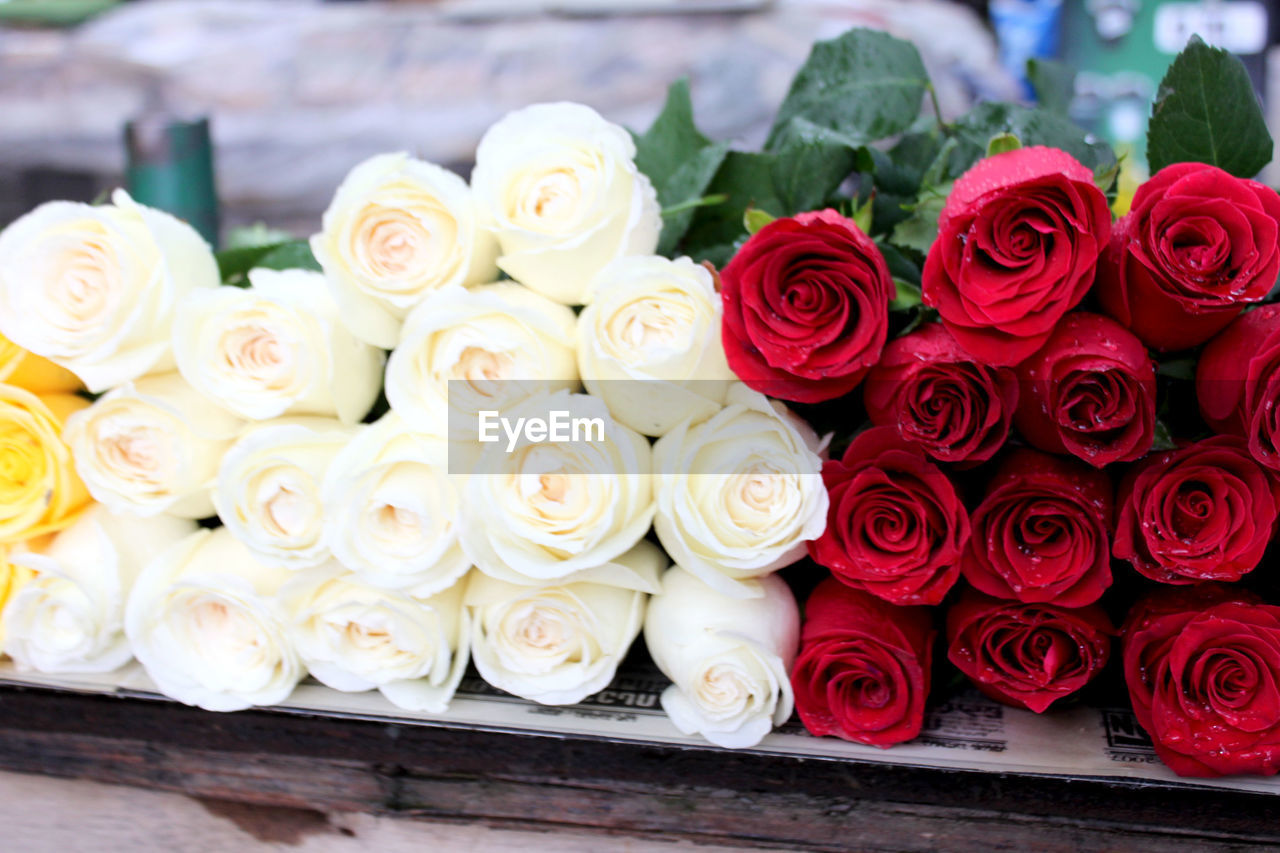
<box><xmin>718</xmin><ymin>145</ymin><xmax>1280</xmax><ymax>777</ymax></box>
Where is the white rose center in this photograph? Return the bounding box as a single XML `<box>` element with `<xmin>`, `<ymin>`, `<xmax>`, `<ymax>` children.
<box><xmin>218</xmin><ymin>322</ymin><xmax>298</xmax><ymax>389</ymax></box>
<box><xmin>723</xmin><ymin>462</ymin><xmax>796</xmax><ymax>533</ymax></box>
<box><xmin>607</xmin><ymin>295</ymin><xmax>697</xmax><ymax>360</ymax></box>
<box><xmin>184</xmin><ymin>594</ymin><xmax>270</xmax><ymax>672</ymax></box>
<box><xmin>695</xmin><ymin>662</ymin><xmax>754</xmax><ymax>716</ymax></box>
<box><xmin>97</xmin><ymin>419</ymin><xmax>175</xmax><ymax>487</ymax></box>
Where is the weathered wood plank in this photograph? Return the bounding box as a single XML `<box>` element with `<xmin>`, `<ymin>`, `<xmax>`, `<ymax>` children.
<box><xmin>1</xmin><ymin>686</ymin><xmax>1278</xmax><ymax>851</ymax></box>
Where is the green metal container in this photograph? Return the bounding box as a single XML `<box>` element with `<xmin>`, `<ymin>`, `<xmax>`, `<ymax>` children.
<box><xmin>124</xmin><ymin>117</ymin><xmax>220</xmax><ymax>249</ymax></box>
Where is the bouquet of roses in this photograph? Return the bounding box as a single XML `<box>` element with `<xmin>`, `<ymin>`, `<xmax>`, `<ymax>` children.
<box><xmin>0</xmin><ymin>24</ymin><xmax>1278</xmax><ymax>779</ymax></box>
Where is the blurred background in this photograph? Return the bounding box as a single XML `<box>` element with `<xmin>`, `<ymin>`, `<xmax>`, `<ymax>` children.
<box><xmin>0</xmin><ymin>0</ymin><xmax>1277</xmax><ymax>243</ymax></box>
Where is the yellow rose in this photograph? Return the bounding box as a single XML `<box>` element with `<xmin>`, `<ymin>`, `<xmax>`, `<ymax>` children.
<box><xmin>0</xmin><ymin>334</ymin><xmax>80</xmax><ymax>394</ymax></box>
<box><xmin>0</xmin><ymin>542</ymin><xmax>37</xmax><ymax>648</ymax></box>
<box><xmin>0</xmin><ymin>384</ymin><xmax>90</xmax><ymax>543</ymax></box>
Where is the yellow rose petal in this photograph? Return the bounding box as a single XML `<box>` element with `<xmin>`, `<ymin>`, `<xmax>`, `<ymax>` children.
<box><xmin>0</xmin><ymin>384</ymin><xmax>90</xmax><ymax>543</ymax></box>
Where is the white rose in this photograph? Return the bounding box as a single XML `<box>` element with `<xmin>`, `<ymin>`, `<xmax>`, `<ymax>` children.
<box><xmin>173</xmin><ymin>268</ymin><xmax>384</xmax><ymax>423</ymax></box>
<box><xmin>310</xmin><ymin>152</ymin><xmax>498</xmax><ymax>348</ymax></box>
<box><xmin>0</xmin><ymin>189</ymin><xmax>219</xmax><ymax>392</ymax></box>
<box><xmin>63</xmin><ymin>373</ymin><xmax>245</xmax><ymax>518</ymax></box>
<box><xmin>578</xmin><ymin>255</ymin><xmax>733</xmax><ymax>436</ymax></box>
<box><xmin>466</xmin><ymin>540</ymin><xmax>661</xmax><ymax>705</ymax></box>
<box><xmin>385</xmin><ymin>282</ymin><xmax>578</xmax><ymax>438</ymax></box>
<box><xmin>2</xmin><ymin>504</ymin><xmax>197</xmax><ymax>671</ymax></box>
<box><xmin>323</xmin><ymin>414</ymin><xmax>469</xmax><ymax>596</ymax></box>
<box><xmin>125</xmin><ymin>528</ymin><xmax>303</xmax><ymax>711</ymax></box>
<box><xmin>471</xmin><ymin>102</ymin><xmax>660</xmax><ymax>305</ymax></box>
<box><xmin>653</xmin><ymin>384</ymin><xmax>828</xmax><ymax>598</ymax></box>
<box><xmin>214</xmin><ymin>417</ymin><xmax>357</xmax><ymax>570</ymax></box>
<box><xmin>280</xmin><ymin>563</ymin><xmax>469</xmax><ymax>713</ymax></box>
<box><xmin>3</xmin><ymin>506</ymin><xmax>197</xmax><ymax>674</ymax></box>
<box><xmin>461</xmin><ymin>390</ymin><xmax>654</xmax><ymax>584</ymax></box>
<box><xmin>644</xmin><ymin>567</ymin><xmax>798</xmax><ymax>749</ymax></box>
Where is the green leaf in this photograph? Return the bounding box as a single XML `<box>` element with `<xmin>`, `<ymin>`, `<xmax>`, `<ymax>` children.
<box><xmin>632</xmin><ymin>79</ymin><xmax>730</xmax><ymax>256</ymax></box>
<box><xmin>876</xmin><ymin>241</ymin><xmax>922</xmax><ymax>285</ymax></box>
<box><xmin>890</xmin><ymin>182</ymin><xmax>950</xmax><ymax>255</ymax></box>
<box><xmin>866</xmin><ymin>127</ymin><xmax>946</xmax><ymax>236</ymax></box>
<box><xmin>852</xmin><ymin>193</ymin><xmax>874</xmax><ymax>234</ymax></box>
<box><xmin>766</xmin><ymin>118</ymin><xmax>861</xmax><ymax>213</ymax></box>
<box><xmin>660</xmin><ymin>194</ymin><xmax>728</xmax><ymax>217</ymax></box>
<box><xmin>1157</xmin><ymin>358</ymin><xmax>1197</xmax><ymax>381</ymax></box>
<box><xmin>1093</xmin><ymin>158</ymin><xmax>1121</xmax><ymax>198</ymax></box>
<box><xmin>215</xmin><ymin>241</ymin><xmax>292</xmax><ymax>284</ymax></box>
<box><xmin>1148</xmin><ymin>35</ymin><xmax>1273</xmax><ymax>177</ymax></box>
<box><xmin>682</xmin><ymin>151</ymin><xmax>785</xmax><ymax>265</ymax></box>
<box><xmin>889</xmin><ymin>279</ymin><xmax>923</xmax><ymax>312</ymax></box>
<box><xmin>744</xmin><ymin>207</ymin><xmax>777</xmax><ymax>235</ymax></box>
<box><xmin>254</xmin><ymin>240</ymin><xmax>322</xmax><ymax>272</ymax></box>
<box><xmin>986</xmin><ymin>132</ymin><xmax>1022</xmax><ymax>157</ymax></box>
<box><xmin>1151</xmin><ymin>419</ymin><xmax>1176</xmax><ymax>451</ymax></box>
<box><xmin>924</xmin><ymin>102</ymin><xmax>1116</xmax><ymax>186</ymax></box>
<box><xmin>765</xmin><ymin>28</ymin><xmax>929</xmax><ymax>150</ymax></box>
<box><xmin>1026</xmin><ymin>58</ymin><xmax>1076</xmax><ymax>116</ymax></box>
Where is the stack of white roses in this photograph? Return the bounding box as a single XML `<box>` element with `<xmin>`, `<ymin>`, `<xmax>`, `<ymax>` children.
<box><xmin>0</xmin><ymin>103</ymin><xmax>827</xmax><ymax>748</ymax></box>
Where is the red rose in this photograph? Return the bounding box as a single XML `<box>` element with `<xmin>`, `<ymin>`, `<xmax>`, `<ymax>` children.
<box><xmin>863</xmin><ymin>322</ymin><xmax>1018</xmax><ymax>465</ymax></box>
<box><xmin>1198</xmin><ymin>304</ymin><xmax>1280</xmax><ymax>471</ymax></box>
<box><xmin>1096</xmin><ymin>163</ymin><xmax>1280</xmax><ymax>351</ymax></box>
<box><xmin>947</xmin><ymin>590</ymin><xmax>1113</xmax><ymax>713</ymax></box>
<box><xmin>961</xmin><ymin>448</ymin><xmax>1113</xmax><ymax>606</ymax></box>
<box><xmin>922</xmin><ymin>146</ymin><xmax>1111</xmax><ymax>366</ymax></box>
<box><xmin>1014</xmin><ymin>312</ymin><xmax>1156</xmax><ymax>468</ymax></box>
<box><xmin>1122</xmin><ymin>586</ymin><xmax>1280</xmax><ymax>777</ymax></box>
<box><xmin>792</xmin><ymin>578</ymin><xmax>934</xmax><ymax>747</ymax></box>
<box><xmin>808</xmin><ymin>427</ymin><xmax>969</xmax><ymax>606</ymax></box>
<box><xmin>720</xmin><ymin>209</ymin><xmax>893</xmax><ymax>403</ymax></box>
<box><xmin>1113</xmin><ymin>436</ymin><xmax>1280</xmax><ymax>584</ymax></box>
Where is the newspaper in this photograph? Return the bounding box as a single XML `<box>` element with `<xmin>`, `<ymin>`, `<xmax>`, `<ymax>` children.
<box><xmin>2</xmin><ymin>661</ymin><xmax>1278</xmax><ymax>796</ymax></box>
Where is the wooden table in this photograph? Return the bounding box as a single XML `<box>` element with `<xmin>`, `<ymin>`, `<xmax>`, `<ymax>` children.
<box><xmin>0</xmin><ymin>685</ymin><xmax>1278</xmax><ymax>851</ymax></box>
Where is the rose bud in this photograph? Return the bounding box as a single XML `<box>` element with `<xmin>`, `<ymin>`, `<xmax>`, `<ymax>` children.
<box><xmin>961</xmin><ymin>449</ymin><xmax>1112</xmax><ymax>606</ymax></box>
<box><xmin>653</xmin><ymin>384</ymin><xmax>827</xmax><ymax>599</ymax></box>
<box><xmin>3</xmin><ymin>506</ymin><xmax>196</xmax><ymax>674</ymax></box>
<box><xmin>864</xmin><ymin>322</ymin><xmax>1018</xmax><ymax>465</ymax></box>
<box><xmin>125</xmin><ymin>528</ymin><xmax>303</xmax><ymax>712</ymax></box>
<box><xmin>1114</xmin><ymin>436</ymin><xmax>1280</xmax><ymax>584</ymax></box>
<box><xmin>63</xmin><ymin>373</ymin><xmax>244</xmax><ymax>520</ymax></box>
<box><xmin>1014</xmin><ymin>312</ymin><xmax>1156</xmax><ymax>468</ymax></box>
<box><xmin>1122</xmin><ymin>586</ymin><xmax>1280</xmax><ymax>776</ymax></box>
<box><xmin>281</xmin><ymin>564</ymin><xmax>469</xmax><ymax>713</ymax></box>
<box><xmin>471</xmin><ymin>103</ymin><xmax>660</xmax><ymax>306</ymax></box>
<box><xmin>792</xmin><ymin>578</ymin><xmax>934</xmax><ymax>747</ymax></box>
<box><xmin>720</xmin><ymin>210</ymin><xmax>893</xmax><ymax>404</ymax></box>
<box><xmin>1198</xmin><ymin>303</ymin><xmax>1280</xmax><ymax>471</ymax></box>
<box><xmin>0</xmin><ymin>190</ymin><xmax>219</xmax><ymax>392</ymax></box>
<box><xmin>311</xmin><ymin>152</ymin><xmax>498</xmax><ymax>349</ymax></box>
<box><xmin>808</xmin><ymin>426</ymin><xmax>969</xmax><ymax>606</ymax></box>
<box><xmin>1097</xmin><ymin>163</ymin><xmax>1280</xmax><ymax>351</ymax></box>
<box><xmin>466</xmin><ymin>541</ymin><xmax>662</xmax><ymax>706</ymax></box>
<box><xmin>644</xmin><ymin>567</ymin><xmax>798</xmax><ymax>749</ymax></box>
<box><xmin>578</xmin><ymin>255</ymin><xmax>733</xmax><ymax>437</ymax></box>
<box><xmin>922</xmin><ymin>146</ymin><xmax>1110</xmax><ymax>366</ymax></box>
<box><xmin>173</xmin><ymin>269</ymin><xmax>385</xmax><ymax>424</ymax></box>
<box><xmin>947</xmin><ymin>590</ymin><xmax>1113</xmax><ymax>713</ymax></box>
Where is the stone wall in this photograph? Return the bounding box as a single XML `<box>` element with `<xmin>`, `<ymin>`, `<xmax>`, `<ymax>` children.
<box><xmin>0</xmin><ymin>0</ymin><xmax>1014</xmax><ymax>234</ymax></box>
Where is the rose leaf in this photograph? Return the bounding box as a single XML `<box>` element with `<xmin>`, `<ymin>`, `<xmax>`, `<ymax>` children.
<box><xmin>1027</xmin><ymin>58</ymin><xmax>1076</xmax><ymax>116</ymax></box>
<box><xmin>765</xmin><ymin>28</ymin><xmax>930</xmax><ymax>150</ymax></box>
<box><xmin>1147</xmin><ymin>35</ymin><xmax>1273</xmax><ymax>178</ymax></box>
<box><xmin>632</xmin><ymin>78</ymin><xmax>731</xmax><ymax>257</ymax></box>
